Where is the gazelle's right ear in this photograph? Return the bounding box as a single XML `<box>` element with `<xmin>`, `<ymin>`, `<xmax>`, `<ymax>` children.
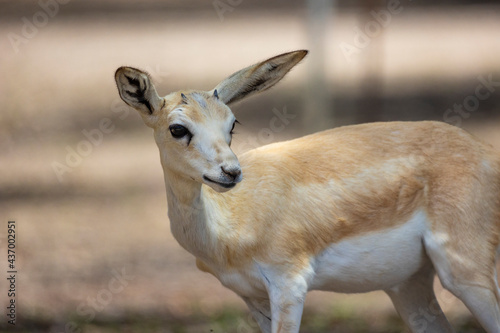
<box><xmin>115</xmin><ymin>67</ymin><xmax>164</xmax><ymax>122</ymax></box>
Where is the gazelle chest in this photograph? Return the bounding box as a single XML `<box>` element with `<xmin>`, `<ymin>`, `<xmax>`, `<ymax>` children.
<box><xmin>197</xmin><ymin>259</ymin><xmax>269</xmax><ymax>298</ymax></box>
<box><xmin>168</xmin><ymin>211</ymin><xmax>213</xmax><ymax>263</ymax></box>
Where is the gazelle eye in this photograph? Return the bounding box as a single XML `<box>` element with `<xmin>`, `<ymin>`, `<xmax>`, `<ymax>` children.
<box><xmin>230</xmin><ymin>120</ymin><xmax>239</xmax><ymax>135</ymax></box>
<box><xmin>169</xmin><ymin>124</ymin><xmax>189</xmax><ymax>138</ymax></box>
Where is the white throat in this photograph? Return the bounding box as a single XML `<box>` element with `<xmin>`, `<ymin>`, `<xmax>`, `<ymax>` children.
<box><xmin>162</xmin><ymin>168</ymin><xmax>221</xmax><ymax>262</ymax></box>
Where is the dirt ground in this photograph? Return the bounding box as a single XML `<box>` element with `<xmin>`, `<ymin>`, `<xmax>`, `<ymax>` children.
<box><xmin>1</xmin><ymin>2</ymin><xmax>500</xmax><ymax>332</ymax></box>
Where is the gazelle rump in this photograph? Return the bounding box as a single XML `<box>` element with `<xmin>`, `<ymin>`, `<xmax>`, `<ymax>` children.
<box><xmin>115</xmin><ymin>50</ymin><xmax>500</xmax><ymax>333</ymax></box>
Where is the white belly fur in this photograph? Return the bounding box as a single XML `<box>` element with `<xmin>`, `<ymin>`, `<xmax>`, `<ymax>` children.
<box><xmin>212</xmin><ymin>210</ymin><xmax>428</xmax><ymax>298</ymax></box>
<box><xmin>310</xmin><ymin>210</ymin><xmax>428</xmax><ymax>293</ymax></box>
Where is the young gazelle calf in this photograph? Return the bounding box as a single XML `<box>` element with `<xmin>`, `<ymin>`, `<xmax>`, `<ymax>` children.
<box><xmin>115</xmin><ymin>50</ymin><xmax>500</xmax><ymax>333</ymax></box>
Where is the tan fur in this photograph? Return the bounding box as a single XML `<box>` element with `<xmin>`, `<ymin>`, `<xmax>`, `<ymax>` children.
<box><xmin>202</xmin><ymin>122</ymin><xmax>500</xmax><ymax>275</ymax></box>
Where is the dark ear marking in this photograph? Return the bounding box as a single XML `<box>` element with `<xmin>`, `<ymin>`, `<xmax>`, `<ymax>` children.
<box><xmin>124</xmin><ymin>74</ymin><xmax>140</xmax><ymax>87</ymax></box>
<box><xmin>124</xmin><ymin>75</ymin><xmax>153</xmax><ymax>114</ymax></box>
<box><xmin>238</xmin><ymin>76</ymin><xmax>268</xmax><ymax>97</ymax></box>
<box><xmin>268</xmin><ymin>63</ymin><xmax>279</xmax><ymax>71</ymax></box>
<box><xmin>213</xmin><ymin>89</ymin><xmax>219</xmax><ymax>99</ymax></box>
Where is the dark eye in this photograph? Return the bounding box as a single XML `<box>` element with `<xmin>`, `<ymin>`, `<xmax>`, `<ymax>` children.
<box><xmin>230</xmin><ymin>120</ymin><xmax>239</xmax><ymax>135</ymax></box>
<box><xmin>169</xmin><ymin>124</ymin><xmax>189</xmax><ymax>138</ymax></box>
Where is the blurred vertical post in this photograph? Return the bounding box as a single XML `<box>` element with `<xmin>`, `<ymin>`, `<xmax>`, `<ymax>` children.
<box><xmin>357</xmin><ymin>0</ymin><xmax>385</xmax><ymax>123</ymax></box>
<box><xmin>304</xmin><ymin>0</ymin><xmax>334</xmax><ymax>134</ymax></box>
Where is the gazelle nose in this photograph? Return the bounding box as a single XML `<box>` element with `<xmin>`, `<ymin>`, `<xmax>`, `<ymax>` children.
<box><xmin>221</xmin><ymin>166</ymin><xmax>241</xmax><ymax>180</ymax></box>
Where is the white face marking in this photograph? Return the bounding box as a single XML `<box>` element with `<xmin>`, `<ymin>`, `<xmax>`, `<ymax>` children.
<box><xmin>192</xmin><ymin>93</ymin><xmax>207</xmax><ymax>109</ymax></box>
<box><xmin>167</xmin><ymin>108</ymin><xmax>192</xmax><ymax>130</ymax></box>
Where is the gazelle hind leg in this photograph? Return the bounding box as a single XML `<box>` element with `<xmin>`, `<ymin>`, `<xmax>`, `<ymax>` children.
<box><xmin>386</xmin><ymin>264</ymin><xmax>455</xmax><ymax>333</ymax></box>
<box><xmin>456</xmin><ymin>283</ymin><xmax>500</xmax><ymax>333</ymax></box>
<box><xmin>424</xmin><ymin>232</ymin><xmax>500</xmax><ymax>333</ymax></box>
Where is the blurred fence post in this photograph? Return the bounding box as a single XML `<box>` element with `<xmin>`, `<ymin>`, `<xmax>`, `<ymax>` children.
<box><xmin>304</xmin><ymin>0</ymin><xmax>334</xmax><ymax>134</ymax></box>
<box><xmin>357</xmin><ymin>0</ymin><xmax>386</xmax><ymax>123</ymax></box>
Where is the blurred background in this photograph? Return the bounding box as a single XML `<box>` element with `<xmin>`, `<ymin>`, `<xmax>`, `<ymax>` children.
<box><xmin>1</xmin><ymin>0</ymin><xmax>500</xmax><ymax>332</ymax></box>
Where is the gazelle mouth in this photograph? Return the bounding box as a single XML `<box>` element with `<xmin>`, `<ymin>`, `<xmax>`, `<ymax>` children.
<box><xmin>203</xmin><ymin>176</ymin><xmax>237</xmax><ymax>189</ymax></box>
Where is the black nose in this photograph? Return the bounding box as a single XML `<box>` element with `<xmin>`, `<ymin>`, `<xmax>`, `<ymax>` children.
<box><xmin>221</xmin><ymin>166</ymin><xmax>241</xmax><ymax>180</ymax></box>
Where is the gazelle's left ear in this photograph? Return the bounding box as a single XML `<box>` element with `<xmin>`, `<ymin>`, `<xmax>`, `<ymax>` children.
<box><xmin>212</xmin><ymin>50</ymin><xmax>308</xmax><ymax>106</ymax></box>
<box><xmin>115</xmin><ymin>67</ymin><xmax>164</xmax><ymax>118</ymax></box>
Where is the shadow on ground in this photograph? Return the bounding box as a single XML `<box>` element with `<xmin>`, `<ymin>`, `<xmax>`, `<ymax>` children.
<box><xmin>7</xmin><ymin>308</ymin><xmax>485</xmax><ymax>333</ymax></box>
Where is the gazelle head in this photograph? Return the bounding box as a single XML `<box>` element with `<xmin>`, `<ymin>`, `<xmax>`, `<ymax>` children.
<box><xmin>115</xmin><ymin>50</ymin><xmax>307</xmax><ymax>192</ymax></box>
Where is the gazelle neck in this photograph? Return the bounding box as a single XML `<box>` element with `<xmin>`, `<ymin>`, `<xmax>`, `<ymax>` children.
<box><xmin>164</xmin><ymin>171</ymin><xmax>203</xmax><ymax>209</ymax></box>
<box><xmin>162</xmin><ymin>168</ymin><xmax>223</xmax><ymax>262</ymax></box>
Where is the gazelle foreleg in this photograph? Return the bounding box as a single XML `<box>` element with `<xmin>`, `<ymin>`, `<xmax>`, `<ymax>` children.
<box><xmin>269</xmin><ymin>290</ymin><xmax>305</xmax><ymax>333</ymax></box>
<box><xmin>243</xmin><ymin>297</ymin><xmax>272</xmax><ymax>333</ymax></box>
<box><xmin>259</xmin><ymin>267</ymin><xmax>308</xmax><ymax>333</ymax></box>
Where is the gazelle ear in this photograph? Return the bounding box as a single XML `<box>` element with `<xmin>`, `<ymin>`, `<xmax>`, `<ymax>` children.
<box><xmin>115</xmin><ymin>67</ymin><xmax>164</xmax><ymax>119</ymax></box>
<box><xmin>212</xmin><ymin>50</ymin><xmax>308</xmax><ymax>106</ymax></box>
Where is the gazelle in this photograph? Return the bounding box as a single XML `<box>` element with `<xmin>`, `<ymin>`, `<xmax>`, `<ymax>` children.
<box><xmin>115</xmin><ymin>50</ymin><xmax>500</xmax><ymax>333</ymax></box>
